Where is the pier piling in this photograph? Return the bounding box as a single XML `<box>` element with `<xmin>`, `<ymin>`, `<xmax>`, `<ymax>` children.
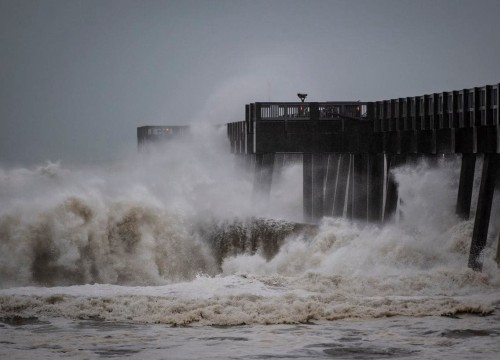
<box><xmin>456</xmin><ymin>154</ymin><xmax>477</xmax><ymax>220</ymax></box>
<box><xmin>303</xmin><ymin>153</ymin><xmax>313</xmax><ymax>223</ymax></box>
<box><xmin>468</xmin><ymin>154</ymin><xmax>500</xmax><ymax>271</ymax></box>
<box><xmin>384</xmin><ymin>154</ymin><xmax>405</xmax><ymax>222</ymax></box>
<box><xmin>352</xmin><ymin>153</ymin><xmax>369</xmax><ymax>221</ymax></box>
<box><xmin>324</xmin><ymin>153</ymin><xmax>340</xmax><ymax>217</ymax></box>
<box><xmin>368</xmin><ymin>153</ymin><xmax>385</xmax><ymax>222</ymax></box>
<box><xmin>312</xmin><ymin>153</ymin><xmax>328</xmax><ymax>221</ymax></box>
<box><xmin>333</xmin><ymin>154</ymin><xmax>351</xmax><ymax>218</ymax></box>
<box><xmin>253</xmin><ymin>153</ymin><xmax>275</xmax><ymax>207</ymax></box>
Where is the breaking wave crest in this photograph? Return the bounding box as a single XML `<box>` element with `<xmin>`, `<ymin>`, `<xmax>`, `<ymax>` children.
<box><xmin>0</xmin><ymin>196</ymin><xmax>218</xmax><ymax>287</ymax></box>
<box><xmin>0</xmin><ymin>146</ymin><xmax>304</xmax><ymax>287</ymax></box>
<box><xmin>1</xmin><ymin>151</ymin><xmax>499</xmax><ymax>325</ymax></box>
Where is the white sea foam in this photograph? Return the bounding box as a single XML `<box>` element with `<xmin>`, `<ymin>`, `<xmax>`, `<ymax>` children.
<box><xmin>1</xmin><ymin>129</ymin><xmax>499</xmax><ymax>325</ymax></box>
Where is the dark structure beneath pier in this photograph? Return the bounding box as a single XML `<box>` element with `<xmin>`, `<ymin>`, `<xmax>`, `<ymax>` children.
<box><xmin>226</xmin><ymin>84</ymin><xmax>500</xmax><ymax>271</ymax></box>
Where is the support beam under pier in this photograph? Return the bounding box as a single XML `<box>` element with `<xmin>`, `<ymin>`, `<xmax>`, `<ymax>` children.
<box><xmin>324</xmin><ymin>154</ymin><xmax>340</xmax><ymax>217</ymax></box>
<box><xmin>312</xmin><ymin>153</ymin><xmax>328</xmax><ymax>222</ymax></box>
<box><xmin>303</xmin><ymin>153</ymin><xmax>313</xmax><ymax>223</ymax></box>
<box><xmin>368</xmin><ymin>153</ymin><xmax>385</xmax><ymax>222</ymax></box>
<box><xmin>468</xmin><ymin>153</ymin><xmax>500</xmax><ymax>271</ymax></box>
<box><xmin>346</xmin><ymin>155</ymin><xmax>355</xmax><ymax>220</ymax></box>
<box><xmin>352</xmin><ymin>153</ymin><xmax>369</xmax><ymax>221</ymax></box>
<box><xmin>384</xmin><ymin>154</ymin><xmax>406</xmax><ymax>222</ymax></box>
<box><xmin>456</xmin><ymin>154</ymin><xmax>477</xmax><ymax>220</ymax></box>
<box><xmin>496</xmin><ymin>233</ymin><xmax>500</xmax><ymax>265</ymax></box>
<box><xmin>303</xmin><ymin>153</ymin><xmax>329</xmax><ymax>223</ymax></box>
<box><xmin>333</xmin><ymin>154</ymin><xmax>352</xmax><ymax>218</ymax></box>
<box><xmin>273</xmin><ymin>153</ymin><xmax>285</xmax><ymax>184</ymax></box>
<box><xmin>253</xmin><ymin>153</ymin><xmax>275</xmax><ymax>208</ymax></box>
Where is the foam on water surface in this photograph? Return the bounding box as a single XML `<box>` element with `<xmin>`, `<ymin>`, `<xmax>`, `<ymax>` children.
<box><xmin>0</xmin><ymin>129</ymin><xmax>499</xmax><ymax>329</ymax></box>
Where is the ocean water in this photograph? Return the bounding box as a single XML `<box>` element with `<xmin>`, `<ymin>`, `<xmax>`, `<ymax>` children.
<box><xmin>1</xmin><ymin>128</ymin><xmax>499</xmax><ymax>359</ymax></box>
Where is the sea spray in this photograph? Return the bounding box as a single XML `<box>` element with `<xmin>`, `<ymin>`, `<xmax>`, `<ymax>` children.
<box><xmin>0</xmin><ymin>127</ymin><xmax>251</xmax><ymax>287</ymax></box>
<box><xmin>1</xmin><ymin>132</ymin><xmax>500</xmax><ymax>325</ymax></box>
<box><xmin>0</xmin><ymin>126</ymin><xmax>307</xmax><ymax>287</ymax></box>
<box><xmin>0</xmin><ymin>196</ymin><xmax>219</xmax><ymax>287</ymax></box>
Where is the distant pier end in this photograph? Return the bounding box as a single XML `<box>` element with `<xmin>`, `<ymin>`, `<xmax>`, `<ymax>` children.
<box><xmin>137</xmin><ymin>125</ymin><xmax>189</xmax><ymax>150</ymax></box>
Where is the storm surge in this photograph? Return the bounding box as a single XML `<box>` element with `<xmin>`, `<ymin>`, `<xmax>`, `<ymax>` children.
<box><xmin>0</xmin><ymin>126</ymin><xmax>303</xmax><ymax>287</ymax></box>
<box><xmin>1</xmin><ymin>128</ymin><xmax>499</xmax><ymax>325</ymax></box>
<box><xmin>0</xmin><ymin>193</ymin><xmax>312</xmax><ymax>287</ymax></box>
<box><xmin>0</xmin><ymin>195</ymin><xmax>218</xmax><ymax>287</ymax></box>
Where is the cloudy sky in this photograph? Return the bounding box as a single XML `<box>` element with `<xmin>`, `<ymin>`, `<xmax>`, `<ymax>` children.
<box><xmin>1</xmin><ymin>0</ymin><xmax>500</xmax><ymax>165</ymax></box>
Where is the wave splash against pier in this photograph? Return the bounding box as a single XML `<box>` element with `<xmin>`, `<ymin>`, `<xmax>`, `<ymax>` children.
<box><xmin>0</xmin><ymin>127</ymin><xmax>499</xmax><ymax>326</ymax></box>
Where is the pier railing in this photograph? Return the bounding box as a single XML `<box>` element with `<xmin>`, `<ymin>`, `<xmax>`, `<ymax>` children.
<box><xmin>227</xmin><ymin>101</ymin><xmax>372</xmax><ymax>154</ymax></box>
<box><xmin>257</xmin><ymin>102</ymin><xmax>367</xmax><ymax>121</ymax></box>
<box><xmin>373</xmin><ymin>85</ymin><xmax>498</xmax><ymax>132</ymax></box>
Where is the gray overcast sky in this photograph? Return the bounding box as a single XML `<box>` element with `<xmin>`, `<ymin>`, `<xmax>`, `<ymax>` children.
<box><xmin>1</xmin><ymin>0</ymin><xmax>500</xmax><ymax>165</ymax></box>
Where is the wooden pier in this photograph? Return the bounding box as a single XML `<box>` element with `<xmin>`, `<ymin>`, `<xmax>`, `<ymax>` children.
<box><xmin>226</xmin><ymin>84</ymin><xmax>500</xmax><ymax>271</ymax></box>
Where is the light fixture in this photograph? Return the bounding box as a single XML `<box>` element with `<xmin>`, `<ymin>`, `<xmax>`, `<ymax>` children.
<box><xmin>297</xmin><ymin>93</ymin><xmax>307</xmax><ymax>102</ymax></box>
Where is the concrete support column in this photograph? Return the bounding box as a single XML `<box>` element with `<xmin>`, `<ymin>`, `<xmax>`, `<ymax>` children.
<box><xmin>253</xmin><ymin>153</ymin><xmax>275</xmax><ymax>207</ymax></box>
<box><xmin>303</xmin><ymin>153</ymin><xmax>313</xmax><ymax>223</ymax></box>
<box><xmin>273</xmin><ymin>153</ymin><xmax>285</xmax><ymax>184</ymax></box>
<box><xmin>333</xmin><ymin>153</ymin><xmax>351</xmax><ymax>218</ymax></box>
<box><xmin>384</xmin><ymin>154</ymin><xmax>406</xmax><ymax>222</ymax></box>
<box><xmin>324</xmin><ymin>153</ymin><xmax>340</xmax><ymax>217</ymax></box>
<box><xmin>468</xmin><ymin>153</ymin><xmax>500</xmax><ymax>271</ymax></box>
<box><xmin>368</xmin><ymin>153</ymin><xmax>385</xmax><ymax>222</ymax></box>
<box><xmin>456</xmin><ymin>153</ymin><xmax>477</xmax><ymax>220</ymax></box>
<box><xmin>352</xmin><ymin>153</ymin><xmax>369</xmax><ymax>221</ymax></box>
<box><xmin>312</xmin><ymin>153</ymin><xmax>329</xmax><ymax>222</ymax></box>
<box><xmin>496</xmin><ymin>234</ymin><xmax>500</xmax><ymax>265</ymax></box>
<box><xmin>346</xmin><ymin>154</ymin><xmax>355</xmax><ymax>220</ymax></box>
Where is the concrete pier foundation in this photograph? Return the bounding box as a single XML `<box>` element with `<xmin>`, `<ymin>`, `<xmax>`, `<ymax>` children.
<box><xmin>333</xmin><ymin>154</ymin><xmax>351</xmax><ymax>218</ymax></box>
<box><xmin>303</xmin><ymin>153</ymin><xmax>313</xmax><ymax>223</ymax></box>
<box><xmin>456</xmin><ymin>154</ymin><xmax>477</xmax><ymax>220</ymax></box>
<box><xmin>368</xmin><ymin>153</ymin><xmax>385</xmax><ymax>222</ymax></box>
<box><xmin>384</xmin><ymin>154</ymin><xmax>405</xmax><ymax>222</ymax></box>
<box><xmin>253</xmin><ymin>153</ymin><xmax>275</xmax><ymax>207</ymax></box>
<box><xmin>468</xmin><ymin>154</ymin><xmax>500</xmax><ymax>271</ymax></box>
<box><xmin>324</xmin><ymin>154</ymin><xmax>340</xmax><ymax>217</ymax></box>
